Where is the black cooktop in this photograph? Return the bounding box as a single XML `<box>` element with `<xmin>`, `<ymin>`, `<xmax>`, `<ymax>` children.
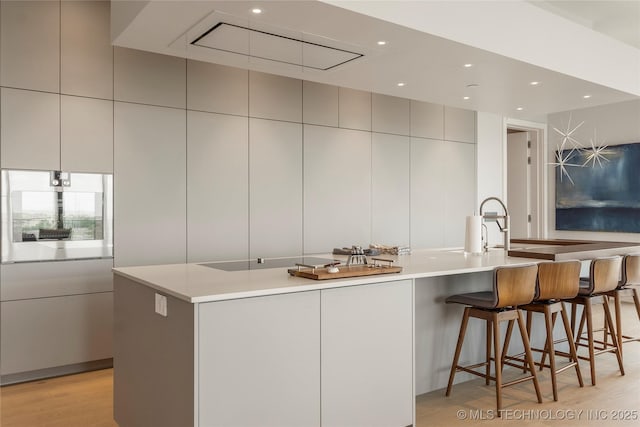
<box><xmin>200</xmin><ymin>257</ymin><xmax>338</xmax><ymax>272</ymax></box>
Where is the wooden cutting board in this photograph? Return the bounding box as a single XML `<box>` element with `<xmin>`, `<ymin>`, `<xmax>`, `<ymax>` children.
<box><xmin>288</xmin><ymin>264</ymin><xmax>402</xmax><ymax>280</ymax></box>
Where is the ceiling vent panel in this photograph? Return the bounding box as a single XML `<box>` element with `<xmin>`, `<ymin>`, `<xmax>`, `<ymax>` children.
<box><xmin>191</xmin><ymin>22</ymin><xmax>363</xmax><ymax>71</ymax></box>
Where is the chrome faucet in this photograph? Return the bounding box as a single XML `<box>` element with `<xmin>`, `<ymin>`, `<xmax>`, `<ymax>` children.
<box><xmin>479</xmin><ymin>197</ymin><xmax>510</xmax><ymax>251</ymax></box>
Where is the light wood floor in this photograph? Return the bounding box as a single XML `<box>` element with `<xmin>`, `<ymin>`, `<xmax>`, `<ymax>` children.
<box><xmin>1</xmin><ymin>301</ymin><xmax>638</xmax><ymax>427</ymax></box>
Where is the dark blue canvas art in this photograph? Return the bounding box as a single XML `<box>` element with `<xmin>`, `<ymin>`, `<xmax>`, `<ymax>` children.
<box><xmin>556</xmin><ymin>142</ymin><xmax>640</xmax><ymax>233</ymax></box>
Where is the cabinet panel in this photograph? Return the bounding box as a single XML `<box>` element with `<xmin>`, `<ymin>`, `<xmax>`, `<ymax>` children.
<box><xmin>114</xmin><ymin>47</ymin><xmax>186</xmax><ymax>109</ymax></box>
<box><xmin>249</xmin><ymin>71</ymin><xmax>302</xmax><ymax>122</ymax></box>
<box><xmin>114</xmin><ymin>102</ymin><xmax>186</xmax><ymax>267</ymax></box>
<box><xmin>411</xmin><ymin>138</ymin><xmax>447</xmax><ymax>249</ymax></box>
<box><xmin>339</xmin><ymin>87</ymin><xmax>371</xmax><ymax>131</ymax></box>
<box><xmin>444</xmin><ymin>106</ymin><xmax>476</xmax><ymax>143</ymax></box>
<box><xmin>187</xmin><ymin>111</ymin><xmax>248</xmax><ymax>262</ymax></box>
<box><xmin>444</xmin><ymin>142</ymin><xmax>476</xmax><ymax>247</ymax></box>
<box><xmin>61</xmin><ymin>1</ymin><xmax>113</xmax><ymax>99</ymax></box>
<box><xmin>411</xmin><ymin>100</ymin><xmax>444</xmax><ymax>139</ymax></box>
<box><xmin>61</xmin><ymin>96</ymin><xmax>113</xmax><ymax>173</ymax></box>
<box><xmin>321</xmin><ymin>281</ymin><xmax>413</xmax><ymax>427</ymax></box>
<box><xmin>303</xmin><ymin>81</ymin><xmax>339</xmax><ymax>126</ymax></box>
<box><xmin>1</xmin><ymin>258</ymin><xmax>113</xmax><ymax>302</ymax></box>
<box><xmin>1</xmin><ymin>88</ymin><xmax>60</xmax><ymax>170</ymax></box>
<box><xmin>0</xmin><ymin>0</ymin><xmax>60</xmax><ymax>92</ymax></box>
<box><xmin>303</xmin><ymin>125</ymin><xmax>371</xmax><ymax>254</ymax></box>
<box><xmin>372</xmin><ymin>133</ymin><xmax>410</xmax><ymax>246</ymax></box>
<box><xmin>199</xmin><ymin>291</ymin><xmax>320</xmax><ymax>427</ymax></box>
<box><xmin>372</xmin><ymin>94</ymin><xmax>410</xmax><ymax>136</ymax></box>
<box><xmin>187</xmin><ymin>60</ymin><xmax>248</xmax><ymax>116</ymax></box>
<box><xmin>0</xmin><ymin>292</ymin><xmax>113</xmax><ymax>376</ymax></box>
<box><xmin>249</xmin><ymin>119</ymin><xmax>302</xmax><ymax>258</ymax></box>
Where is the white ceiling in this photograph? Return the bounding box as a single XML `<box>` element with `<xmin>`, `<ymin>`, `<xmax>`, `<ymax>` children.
<box><xmin>532</xmin><ymin>0</ymin><xmax>640</xmax><ymax>49</ymax></box>
<box><xmin>112</xmin><ymin>0</ymin><xmax>640</xmax><ymax>123</ymax></box>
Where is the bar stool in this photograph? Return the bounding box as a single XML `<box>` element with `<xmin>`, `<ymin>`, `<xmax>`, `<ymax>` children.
<box><xmin>445</xmin><ymin>264</ymin><xmax>542</xmax><ymax>416</ymax></box>
<box><xmin>604</xmin><ymin>254</ymin><xmax>640</xmax><ymax>353</ymax></box>
<box><xmin>568</xmin><ymin>256</ymin><xmax>624</xmax><ymax>385</ymax></box>
<box><xmin>503</xmin><ymin>260</ymin><xmax>583</xmax><ymax>401</ymax></box>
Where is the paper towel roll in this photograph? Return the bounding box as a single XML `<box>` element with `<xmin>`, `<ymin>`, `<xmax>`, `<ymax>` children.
<box><xmin>464</xmin><ymin>215</ymin><xmax>483</xmax><ymax>254</ymax></box>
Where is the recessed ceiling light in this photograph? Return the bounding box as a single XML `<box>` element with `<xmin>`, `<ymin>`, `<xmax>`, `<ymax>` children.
<box><xmin>251</xmin><ymin>8</ymin><xmax>262</xmax><ymax>14</ymax></box>
<box><xmin>397</xmin><ymin>82</ymin><xmax>405</xmax><ymax>87</ymax></box>
<box><xmin>530</xmin><ymin>81</ymin><xmax>540</xmax><ymax>86</ymax></box>
<box><xmin>464</xmin><ymin>63</ymin><xmax>473</xmax><ymax>68</ymax></box>
<box><xmin>516</xmin><ymin>107</ymin><xmax>524</xmax><ymax>111</ymax></box>
<box><xmin>583</xmin><ymin>94</ymin><xmax>592</xmax><ymax>99</ymax></box>
<box><xmin>463</xmin><ymin>96</ymin><xmax>470</xmax><ymax>100</ymax></box>
<box><xmin>377</xmin><ymin>40</ymin><xmax>387</xmax><ymax>46</ymax></box>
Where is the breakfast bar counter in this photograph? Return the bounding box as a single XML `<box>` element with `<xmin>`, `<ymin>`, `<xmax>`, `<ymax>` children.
<box><xmin>112</xmin><ymin>242</ymin><xmax>638</xmax><ymax>427</ymax></box>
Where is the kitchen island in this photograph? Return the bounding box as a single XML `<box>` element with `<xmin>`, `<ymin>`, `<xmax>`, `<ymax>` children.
<box><xmin>112</xmin><ymin>242</ymin><xmax>637</xmax><ymax>427</ymax></box>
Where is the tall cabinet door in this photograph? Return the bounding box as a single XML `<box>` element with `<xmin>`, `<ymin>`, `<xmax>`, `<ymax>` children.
<box><xmin>321</xmin><ymin>280</ymin><xmax>413</xmax><ymax>427</ymax></box>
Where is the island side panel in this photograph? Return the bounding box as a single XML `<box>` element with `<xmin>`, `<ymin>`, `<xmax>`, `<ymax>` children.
<box><xmin>113</xmin><ymin>275</ymin><xmax>195</xmax><ymax>427</ymax></box>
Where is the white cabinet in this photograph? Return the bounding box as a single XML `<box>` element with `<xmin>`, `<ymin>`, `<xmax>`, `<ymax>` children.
<box><xmin>411</xmin><ymin>100</ymin><xmax>444</xmax><ymax>139</ymax></box>
<box><xmin>249</xmin><ymin>119</ymin><xmax>303</xmax><ymax>258</ymax></box>
<box><xmin>0</xmin><ymin>292</ymin><xmax>113</xmax><ymax>376</ymax></box>
<box><xmin>411</xmin><ymin>138</ymin><xmax>476</xmax><ymax>249</ymax></box>
<box><xmin>199</xmin><ymin>291</ymin><xmax>321</xmax><ymax>427</ymax></box>
<box><xmin>411</xmin><ymin>138</ymin><xmax>447</xmax><ymax>248</ymax></box>
<box><xmin>114</xmin><ymin>47</ymin><xmax>186</xmax><ymax>109</ymax></box>
<box><xmin>339</xmin><ymin>87</ymin><xmax>371</xmax><ymax>131</ymax></box>
<box><xmin>1</xmin><ymin>258</ymin><xmax>113</xmax><ymax>302</ymax></box>
<box><xmin>444</xmin><ymin>106</ymin><xmax>476</xmax><ymax>143</ymax></box>
<box><xmin>114</xmin><ymin>102</ymin><xmax>186</xmax><ymax>267</ymax></box>
<box><xmin>0</xmin><ymin>0</ymin><xmax>60</xmax><ymax>92</ymax></box>
<box><xmin>0</xmin><ymin>88</ymin><xmax>60</xmax><ymax>170</ymax></box>
<box><xmin>303</xmin><ymin>81</ymin><xmax>339</xmax><ymax>126</ymax></box>
<box><xmin>443</xmin><ymin>142</ymin><xmax>476</xmax><ymax>246</ymax></box>
<box><xmin>321</xmin><ymin>280</ymin><xmax>414</xmax><ymax>427</ymax></box>
<box><xmin>61</xmin><ymin>95</ymin><xmax>114</xmax><ymax>173</ymax></box>
<box><xmin>372</xmin><ymin>94</ymin><xmax>410</xmax><ymax>136</ymax></box>
<box><xmin>372</xmin><ymin>133</ymin><xmax>410</xmax><ymax>246</ymax></box>
<box><xmin>187</xmin><ymin>111</ymin><xmax>249</xmax><ymax>262</ymax></box>
<box><xmin>187</xmin><ymin>60</ymin><xmax>248</xmax><ymax>116</ymax></box>
<box><xmin>249</xmin><ymin>71</ymin><xmax>302</xmax><ymax>122</ymax></box>
<box><xmin>61</xmin><ymin>0</ymin><xmax>113</xmax><ymax>99</ymax></box>
<box><xmin>303</xmin><ymin>125</ymin><xmax>371</xmax><ymax>254</ymax></box>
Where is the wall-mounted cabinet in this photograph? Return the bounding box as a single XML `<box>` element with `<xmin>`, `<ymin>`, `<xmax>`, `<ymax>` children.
<box><xmin>444</xmin><ymin>106</ymin><xmax>476</xmax><ymax>143</ymax></box>
<box><xmin>114</xmin><ymin>47</ymin><xmax>186</xmax><ymax>109</ymax></box>
<box><xmin>61</xmin><ymin>0</ymin><xmax>113</xmax><ymax>99</ymax></box>
<box><xmin>187</xmin><ymin>60</ymin><xmax>248</xmax><ymax>116</ymax></box>
<box><xmin>372</xmin><ymin>94</ymin><xmax>410</xmax><ymax>136</ymax></box>
<box><xmin>249</xmin><ymin>119</ymin><xmax>303</xmax><ymax>259</ymax></box>
<box><xmin>372</xmin><ymin>133</ymin><xmax>410</xmax><ymax>246</ymax></box>
<box><xmin>114</xmin><ymin>102</ymin><xmax>186</xmax><ymax>267</ymax></box>
<box><xmin>0</xmin><ymin>0</ymin><xmax>60</xmax><ymax>93</ymax></box>
<box><xmin>187</xmin><ymin>111</ymin><xmax>248</xmax><ymax>263</ymax></box>
<box><xmin>1</xmin><ymin>88</ymin><xmax>60</xmax><ymax>171</ymax></box>
<box><xmin>249</xmin><ymin>71</ymin><xmax>302</xmax><ymax>122</ymax></box>
<box><xmin>61</xmin><ymin>96</ymin><xmax>114</xmax><ymax>173</ymax></box>
<box><xmin>303</xmin><ymin>125</ymin><xmax>371</xmax><ymax>254</ymax></box>
<box><xmin>303</xmin><ymin>81</ymin><xmax>339</xmax><ymax>127</ymax></box>
<box><xmin>339</xmin><ymin>87</ymin><xmax>371</xmax><ymax>131</ymax></box>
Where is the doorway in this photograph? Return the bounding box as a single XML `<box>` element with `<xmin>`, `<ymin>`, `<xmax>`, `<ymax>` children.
<box><xmin>505</xmin><ymin>121</ymin><xmax>545</xmax><ymax>239</ymax></box>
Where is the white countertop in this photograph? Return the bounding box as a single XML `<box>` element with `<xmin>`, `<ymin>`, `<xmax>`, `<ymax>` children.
<box><xmin>112</xmin><ymin>248</ymin><xmax>542</xmax><ymax>303</ymax></box>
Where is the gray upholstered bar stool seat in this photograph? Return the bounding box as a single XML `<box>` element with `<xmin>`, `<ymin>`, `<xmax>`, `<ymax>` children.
<box><xmin>568</xmin><ymin>256</ymin><xmax>624</xmax><ymax>386</ymax></box>
<box><xmin>503</xmin><ymin>260</ymin><xmax>584</xmax><ymax>402</ymax></box>
<box><xmin>445</xmin><ymin>264</ymin><xmax>542</xmax><ymax>416</ymax></box>
<box><xmin>604</xmin><ymin>254</ymin><xmax>640</xmax><ymax>354</ymax></box>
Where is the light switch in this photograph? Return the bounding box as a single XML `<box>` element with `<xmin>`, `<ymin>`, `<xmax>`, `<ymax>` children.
<box><xmin>155</xmin><ymin>293</ymin><xmax>168</xmax><ymax>317</ymax></box>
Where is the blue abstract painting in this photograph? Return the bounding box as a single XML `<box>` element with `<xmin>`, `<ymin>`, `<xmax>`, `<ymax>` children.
<box><xmin>556</xmin><ymin>142</ymin><xmax>640</xmax><ymax>233</ymax></box>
